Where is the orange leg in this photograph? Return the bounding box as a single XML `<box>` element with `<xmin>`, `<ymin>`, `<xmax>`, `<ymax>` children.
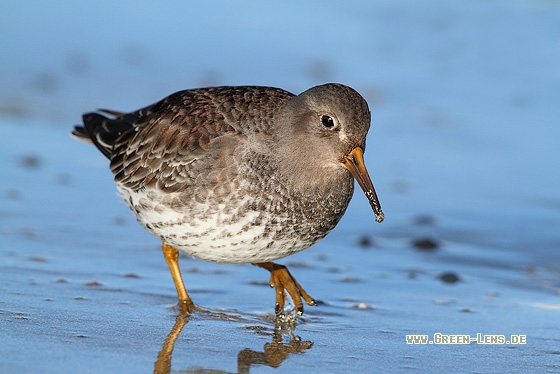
<box><xmin>253</xmin><ymin>262</ymin><xmax>316</xmax><ymax>315</ymax></box>
<box><xmin>162</xmin><ymin>243</ymin><xmax>194</xmax><ymax>310</ymax></box>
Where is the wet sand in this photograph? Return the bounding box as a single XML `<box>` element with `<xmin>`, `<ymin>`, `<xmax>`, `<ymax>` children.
<box><xmin>2</xmin><ymin>121</ymin><xmax>559</xmax><ymax>372</ymax></box>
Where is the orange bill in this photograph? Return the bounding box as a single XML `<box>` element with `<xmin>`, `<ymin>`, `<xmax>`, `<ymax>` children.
<box><xmin>343</xmin><ymin>147</ymin><xmax>384</xmax><ymax>223</ymax></box>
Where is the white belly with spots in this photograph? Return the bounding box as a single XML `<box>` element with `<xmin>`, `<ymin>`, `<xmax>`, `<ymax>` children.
<box><xmin>117</xmin><ymin>186</ymin><xmax>311</xmax><ymax>264</ymax></box>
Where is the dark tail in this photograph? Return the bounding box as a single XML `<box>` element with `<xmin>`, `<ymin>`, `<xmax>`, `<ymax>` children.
<box><xmin>71</xmin><ymin>110</ymin><xmax>133</xmax><ymax>159</ymax></box>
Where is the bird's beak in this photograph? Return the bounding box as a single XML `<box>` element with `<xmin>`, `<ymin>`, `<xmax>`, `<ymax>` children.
<box><xmin>343</xmin><ymin>147</ymin><xmax>384</xmax><ymax>223</ymax></box>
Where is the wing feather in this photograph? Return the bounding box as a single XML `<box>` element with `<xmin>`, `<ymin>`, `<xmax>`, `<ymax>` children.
<box><xmin>77</xmin><ymin>86</ymin><xmax>294</xmax><ymax>192</ymax></box>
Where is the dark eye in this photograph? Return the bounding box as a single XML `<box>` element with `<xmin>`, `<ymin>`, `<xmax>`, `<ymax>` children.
<box><xmin>321</xmin><ymin>115</ymin><xmax>335</xmax><ymax>128</ymax></box>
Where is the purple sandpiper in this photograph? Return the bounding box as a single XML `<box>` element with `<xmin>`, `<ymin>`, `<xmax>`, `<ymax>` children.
<box><xmin>72</xmin><ymin>83</ymin><xmax>384</xmax><ymax>315</ymax></box>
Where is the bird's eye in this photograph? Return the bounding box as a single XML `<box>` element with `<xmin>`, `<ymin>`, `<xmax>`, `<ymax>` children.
<box><xmin>321</xmin><ymin>115</ymin><xmax>335</xmax><ymax>129</ymax></box>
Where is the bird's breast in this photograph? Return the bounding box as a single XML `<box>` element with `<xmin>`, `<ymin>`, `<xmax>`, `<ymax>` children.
<box><xmin>116</xmin><ymin>169</ymin><xmax>353</xmax><ymax>264</ymax></box>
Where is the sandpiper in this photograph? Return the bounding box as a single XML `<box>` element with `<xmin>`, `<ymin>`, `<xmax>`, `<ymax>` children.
<box><xmin>72</xmin><ymin>83</ymin><xmax>384</xmax><ymax>315</ymax></box>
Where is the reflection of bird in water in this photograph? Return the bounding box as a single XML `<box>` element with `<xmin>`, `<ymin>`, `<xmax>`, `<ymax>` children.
<box><xmin>237</xmin><ymin>333</ymin><xmax>313</xmax><ymax>372</ymax></box>
<box><xmin>154</xmin><ymin>313</ymin><xmax>187</xmax><ymax>374</ymax></box>
<box><xmin>73</xmin><ymin>84</ymin><xmax>383</xmax><ymax>315</ymax></box>
<box><xmin>153</xmin><ymin>312</ymin><xmax>313</xmax><ymax>374</ymax></box>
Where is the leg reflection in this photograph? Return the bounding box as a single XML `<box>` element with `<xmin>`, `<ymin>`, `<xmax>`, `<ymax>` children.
<box><xmin>237</xmin><ymin>329</ymin><xmax>313</xmax><ymax>373</ymax></box>
<box><xmin>154</xmin><ymin>311</ymin><xmax>188</xmax><ymax>374</ymax></box>
<box><xmin>153</xmin><ymin>310</ymin><xmax>313</xmax><ymax>373</ymax></box>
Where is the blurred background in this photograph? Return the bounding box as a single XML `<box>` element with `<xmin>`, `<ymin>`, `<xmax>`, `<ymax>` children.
<box><xmin>1</xmin><ymin>1</ymin><xmax>559</xmax><ymax>372</ymax></box>
<box><xmin>2</xmin><ymin>0</ymin><xmax>558</xmax><ymax>224</ymax></box>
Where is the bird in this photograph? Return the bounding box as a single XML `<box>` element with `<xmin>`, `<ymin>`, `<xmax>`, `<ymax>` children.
<box><xmin>72</xmin><ymin>83</ymin><xmax>384</xmax><ymax>315</ymax></box>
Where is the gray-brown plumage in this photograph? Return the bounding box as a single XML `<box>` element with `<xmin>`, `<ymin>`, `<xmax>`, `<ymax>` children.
<box><xmin>72</xmin><ymin>83</ymin><xmax>384</xmax><ymax>315</ymax></box>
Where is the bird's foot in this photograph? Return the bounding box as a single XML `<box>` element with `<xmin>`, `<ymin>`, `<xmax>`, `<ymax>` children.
<box><xmin>253</xmin><ymin>262</ymin><xmax>316</xmax><ymax>315</ymax></box>
<box><xmin>175</xmin><ymin>299</ymin><xmax>197</xmax><ymax>315</ymax></box>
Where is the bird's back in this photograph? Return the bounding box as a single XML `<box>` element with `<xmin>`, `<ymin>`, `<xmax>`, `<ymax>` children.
<box><xmin>73</xmin><ymin>86</ymin><xmax>294</xmax><ymax>192</ymax></box>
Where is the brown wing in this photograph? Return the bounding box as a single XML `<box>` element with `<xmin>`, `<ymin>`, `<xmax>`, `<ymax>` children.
<box><xmin>103</xmin><ymin>86</ymin><xmax>294</xmax><ymax>192</ymax></box>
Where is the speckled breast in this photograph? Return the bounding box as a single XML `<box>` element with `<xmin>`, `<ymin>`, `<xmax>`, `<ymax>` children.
<box><xmin>116</xmin><ymin>173</ymin><xmax>354</xmax><ymax>264</ymax></box>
